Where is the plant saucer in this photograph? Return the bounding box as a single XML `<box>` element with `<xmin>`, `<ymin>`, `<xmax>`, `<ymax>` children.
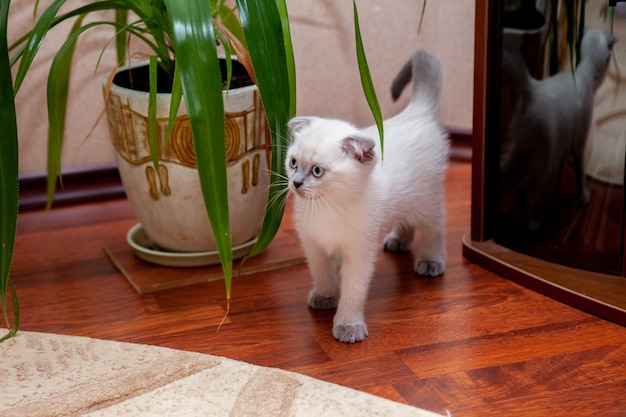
<box><xmin>126</xmin><ymin>223</ymin><xmax>257</xmax><ymax>268</ymax></box>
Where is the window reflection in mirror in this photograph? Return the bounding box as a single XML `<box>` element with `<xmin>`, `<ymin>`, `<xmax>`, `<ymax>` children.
<box><xmin>496</xmin><ymin>0</ymin><xmax>626</xmax><ymax>275</ymax></box>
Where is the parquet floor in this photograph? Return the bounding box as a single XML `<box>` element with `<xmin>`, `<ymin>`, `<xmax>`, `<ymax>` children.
<box><xmin>8</xmin><ymin>161</ymin><xmax>626</xmax><ymax>416</ymax></box>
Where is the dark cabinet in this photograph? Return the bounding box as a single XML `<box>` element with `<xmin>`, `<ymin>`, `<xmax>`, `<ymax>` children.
<box><xmin>464</xmin><ymin>0</ymin><xmax>626</xmax><ymax>325</ymax></box>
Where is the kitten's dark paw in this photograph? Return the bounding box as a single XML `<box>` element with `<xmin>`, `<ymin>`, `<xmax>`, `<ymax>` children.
<box><xmin>416</xmin><ymin>261</ymin><xmax>444</xmax><ymax>277</ymax></box>
<box><xmin>382</xmin><ymin>235</ymin><xmax>411</xmax><ymax>252</ymax></box>
<box><xmin>333</xmin><ymin>323</ymin><xmax>368</xmax><ymax>343</ymax></box>
<box><xmin>581</xmin><ymin>188</ymin><xmax>590</xmax><ymax>205</ymax></box>
<box><xmin>308</xmin><ymin>292</ymin><xmax>338</xmax><ymax>310</ymax></box>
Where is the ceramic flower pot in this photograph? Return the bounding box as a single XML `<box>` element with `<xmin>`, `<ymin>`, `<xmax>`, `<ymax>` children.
<box><xmin>103</xmin><ymin>63</ymin><xmax>270</xmax><ymax>259</ymax></box>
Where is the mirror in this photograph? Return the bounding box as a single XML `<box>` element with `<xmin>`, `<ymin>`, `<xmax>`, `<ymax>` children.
<box><xmin>495</xmin><ymin>0</ymin><xmax>626</xmax><ymax>275</ymax></box>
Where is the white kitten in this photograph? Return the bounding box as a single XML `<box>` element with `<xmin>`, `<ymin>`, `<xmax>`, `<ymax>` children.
<box><xmin>286</xmin><ymin>50</ymin><xmax>449</xmax><ymax>343</ymax></box>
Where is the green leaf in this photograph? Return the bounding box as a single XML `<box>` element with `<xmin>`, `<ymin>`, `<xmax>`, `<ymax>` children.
<box><xmin>217</xmin><ymin>3</ymin><xmax>246</xmax><ymax>48</ymax></box>
<box><xmin>165</xmin><ymin>0</ymin><xmax>233</xmax><ymax>298</ymax></box>
<box><xmin>275</xmin><ymin>0</ymin><xmax>297</xmax><ymax>117</ymax></box>
<box><xmin>14</xmin><ymin>0</ymin><xmax>68</xmax><ymax>93</ymax></box>
<box><xmin>1</xmin><ymin>282</ymin><xmax>19</xmax><ymax>342</ymax></box>
<box><xmin>165</xmin><ymin>62</ymin><xmax>183</xmax><ymax>145</ymax></box>
<box><xmin>236</xmin><ymin>0</ymin><xmax>294</xmax><ymax>258</ymax></box>
<box><xmin>14</xmin><ymin>1</ymin><xmax>173</xmax><ymax>93</ymax></box>
<box><xmin>353</xmin><ymin>1</ymin><xmax>384</xmax><ymax>152</ymax></box>
<box><xmin>45</xmin><ymin>15</ymin><xmax>87</xmax><ymax>210</ymax></box>
<box><xmin>418</xmin><ymin>0</ymin><xmax>427</xmax><ymax>33</ymax></box>
<box><xmin>115</xmin><ymin>9</ymin><xmax>128</xmax><ymax>65</ymax></box>
<box><xmin>216</xmin><ymin>31</ymin><xmax>233</xmax><ymax>89</ymax></box>
<box><xmin>0</xmin><ymin>0</ymin><xmax>20</xmax><ymax>341</ymax></box>
<box><xmin>148</xmin><ymin>56</ymin><xmax>160</xmax><ymax>171</ymax></box>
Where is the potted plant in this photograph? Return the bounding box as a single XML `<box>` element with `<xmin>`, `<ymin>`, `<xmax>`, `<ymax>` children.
<box><xmin>103</xmin><ymin>38</ymin><xmax>273</xmax><ymax>260</ymax></box>
<box><xmin>1</xmin><ymin>0</ymin><xmax>295</xmax><ymax>341</ymax></box>
<box><xmin>0</xmin><ymin>0</ymin><xmax>386</xmax><ymax>341</ymax></box>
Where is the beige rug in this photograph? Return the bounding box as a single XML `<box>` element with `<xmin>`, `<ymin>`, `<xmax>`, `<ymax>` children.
<box><xmin>1</xmin><ymin>331</ymin><xmax>444</xmax><ymax>417</ymax></box>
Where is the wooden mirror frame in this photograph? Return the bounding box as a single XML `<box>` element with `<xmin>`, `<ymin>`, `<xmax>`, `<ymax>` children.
<box><xmin>463</xmin><ymin>0</ymin><xmax>626</xmax><ymax>326</ymax></box>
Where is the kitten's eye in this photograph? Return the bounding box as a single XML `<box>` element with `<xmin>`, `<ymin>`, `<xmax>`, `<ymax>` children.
<box><xmin>311</xmin><ymin>165</ymin><xmax>325</xmax><ymax>178</ymax></box>
<box><xmin>289</xmin><ymin>158</ymin><xmax>298</xmax><ymax>169</ymax></box>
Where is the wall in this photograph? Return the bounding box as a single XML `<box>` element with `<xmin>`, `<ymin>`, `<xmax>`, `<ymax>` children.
<box><xmin>9</xmin><ymin>1</ymin><xmax>118</xmax><ymax>174</ymax></box>
<box><xmin>288</xmin><ymin>0</ymin><xmax>475</xmax><ymax>128</ymax></box>
<box><xmin>10</xmin><ymin>0</ymin><xmax>475</xmax><ymax>174</ymax></box>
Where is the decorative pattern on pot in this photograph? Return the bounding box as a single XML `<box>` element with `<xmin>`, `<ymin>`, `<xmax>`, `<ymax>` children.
<box><xmin>104</xmin><ymin>72</ymin><xmax>270</xmax><ymax>253</ymax></box>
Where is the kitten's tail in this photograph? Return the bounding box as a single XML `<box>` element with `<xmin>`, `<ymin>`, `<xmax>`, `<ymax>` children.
<box><xmin>390</xmin><ymin>49</ymin><xmax>441</xmax><ymax>112</ymax></box>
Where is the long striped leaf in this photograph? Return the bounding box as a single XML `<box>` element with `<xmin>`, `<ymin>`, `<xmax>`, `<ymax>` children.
<box><xmin>217</xmin><ymin>3</ymin><xmax>246</xmax><ymax>48</ymax></box>
<box><xmin>164</xmin><ymin>0</ymin><xmax>233</xmax><ymax>299</ymax></box>
<box><xmin>165</xmin><ymin>62</ymin><xmax>183</xmax><ymax>145</ymax></box>
<box><xmin>275</xmin><ymin>0</ymin><xmax>297</xmax><ymax>117</ymax></box>
<box><xmin>14</xmin><ymin>1</ymin><xmax>169</xmax><ymax>93</ymax></box>
<box><xmin>114</xmin><ymin>9</ymin><xmax>128</xmax><ymax>65</ymax></box>
<box><xmin>0</xmin><ymin>0</ymin><xmax>20</xmax><ymax>341</ymax></box>
<box><xmin>353</xmin><ymin>1</ymin><xmax>384</xmax><ymax>152</ymax></box>
<box><xmin>418</xmin><ymin>0</ymin><xmax>427</xmax><ymax>33</ymax></box>
<box><xmin>14</xmin><ymin>0</ymin><xmax>68</xmax><ymax>93</ymax></box>
<box><xmin>45</xmin><ymin>15</ymin><xmax>87</xmax><ymax>210</ymax></box>
<box><xmin>147</xmin><ymin>56</ymin><xmax>160</xmax><ymax>171</ymax></box>
<box><xmin>237</xmin><ymin>0</ymin><xmax>294</xmax><ymax>258</ymax></box>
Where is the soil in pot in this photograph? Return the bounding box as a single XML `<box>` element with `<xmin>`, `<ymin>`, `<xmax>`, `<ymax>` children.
<box><xmin>113</xmin><ymin>58</ymin><xmax>253</xmax><ymax>93</ymax></box>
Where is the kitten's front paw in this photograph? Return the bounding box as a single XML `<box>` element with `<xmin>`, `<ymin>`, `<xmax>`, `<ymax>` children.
<box><xmin>416</xmin><ymin>260</ymin><xmax>445</xmax><ymax>277</ymax></box>
<box><xmin>308</xmin><ymin>292</ymin><xmax>338</xmax><ymax>310</ymax></box>
<box><xmin>333</xmin><ymin>322</ymin><xmax>368</xmax><ymax>343</ymax></box>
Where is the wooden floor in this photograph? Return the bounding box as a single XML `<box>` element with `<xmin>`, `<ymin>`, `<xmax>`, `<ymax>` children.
<box><xmin>8</xmin><ymin>161</ymin><xmax>626</xmax><ymax>416</ymax></box>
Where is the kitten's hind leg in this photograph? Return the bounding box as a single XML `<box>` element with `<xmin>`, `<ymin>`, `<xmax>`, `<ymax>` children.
<box><xmin>305</xmin><ymin>243</ymin><xmax>339</xmax><ymax>310</ymax></box>
<box><xmin>383</xmin><ymin>224</ymin><xmax>415</xmax><ymax>252</ymax></box>
<box><xmin>415</xmin><ymin>217</ymin><xmax>446</xmax><ymax>277</ymax></box>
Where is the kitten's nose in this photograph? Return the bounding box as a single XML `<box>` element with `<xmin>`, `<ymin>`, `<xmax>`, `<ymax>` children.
<box><xmin>292</xmin><ymin>179</ymin><xmax>303</xmax><ymax>189</ymax></box>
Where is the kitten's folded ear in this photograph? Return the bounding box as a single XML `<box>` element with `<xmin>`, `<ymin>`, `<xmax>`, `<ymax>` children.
<box><xmin>287</xmin><ymin>117</ymin><xmax>312</xmax><ymax>137</ymax></box>
<box><xmin>342</xmin><ymin>135</ymin><xmax>376</xmax><ymax>163</ymax></box>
